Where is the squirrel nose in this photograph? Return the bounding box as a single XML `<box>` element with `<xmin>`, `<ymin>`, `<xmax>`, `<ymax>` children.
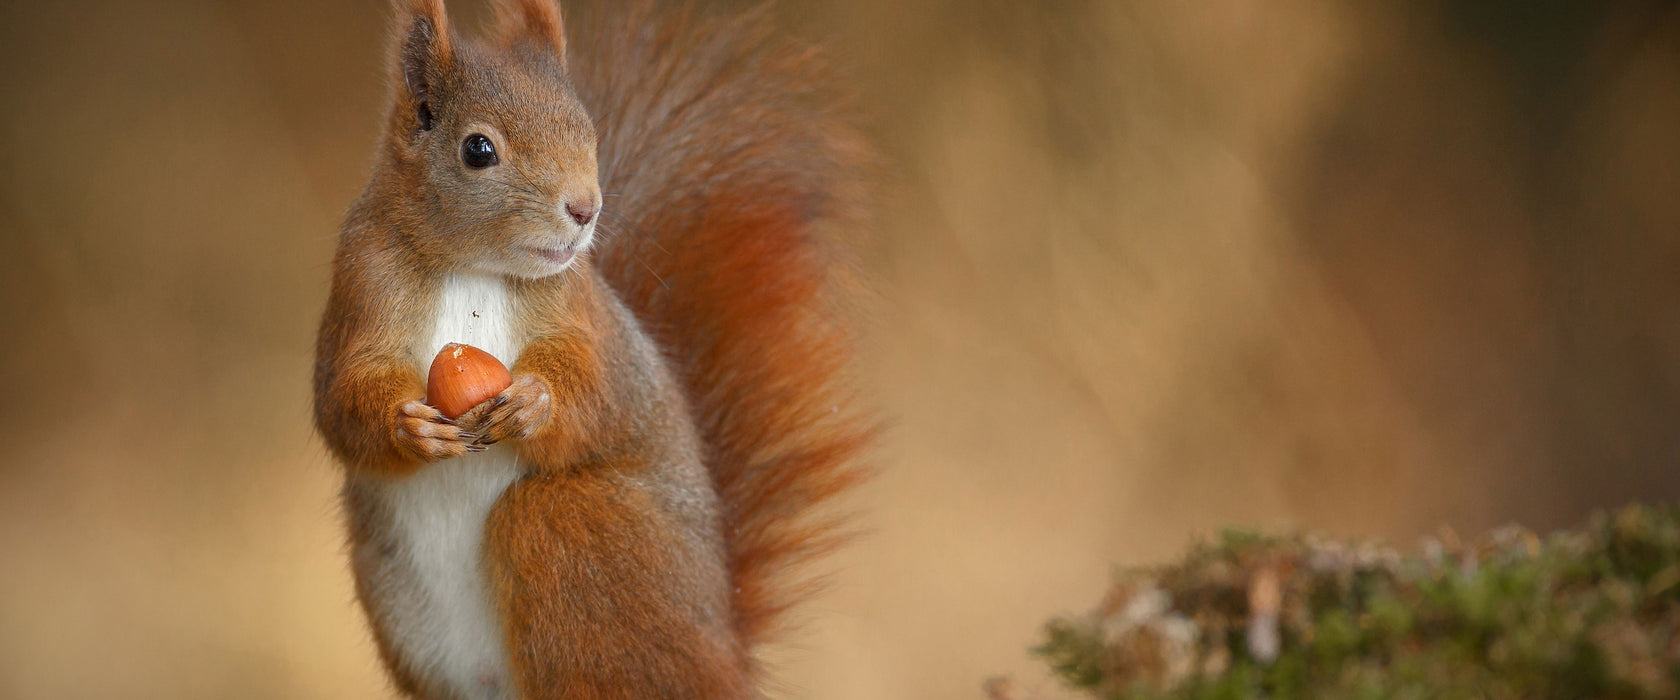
<box><xmin>565</xmin><ymin>200</ymin><xmax>598</xmax><ymax>226</ymax></box>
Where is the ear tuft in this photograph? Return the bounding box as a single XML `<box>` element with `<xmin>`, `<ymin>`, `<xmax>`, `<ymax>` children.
<box><xmin>392</xmin><ymin>0</ymin><xmax>452</xmax><ymax>133</ymax></box>
<box><xmin>490</xmin><ymin>0</ymin><xmax>567</xmax><ymax>56</ymax></box>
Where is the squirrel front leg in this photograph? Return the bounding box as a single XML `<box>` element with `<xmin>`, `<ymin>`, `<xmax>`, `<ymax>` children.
<box><xmin>457</xmin><ymin>331</ymin><xmax>608</xmax><ymax>466</ymax></box>
<box><xmin>315</xmin><ymin>357</ymin><xmax>485</xmax><ymax>477</ymax></box>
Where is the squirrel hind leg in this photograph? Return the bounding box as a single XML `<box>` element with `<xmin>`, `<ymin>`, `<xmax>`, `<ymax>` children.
<box><xmin>484</xmin><ymin>469</ymin><xmax>753</xmax><ymax>698</ymax></box>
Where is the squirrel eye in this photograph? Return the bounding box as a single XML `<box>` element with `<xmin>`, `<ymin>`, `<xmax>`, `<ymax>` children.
<box><xmin>461</xmin><ymin>133</ymin><xmax>499</xmax><ymax>169</ymax></box>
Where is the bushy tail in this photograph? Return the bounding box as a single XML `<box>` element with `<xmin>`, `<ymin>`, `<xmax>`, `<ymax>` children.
<box><xmin>569</xmin><ymin>2</ymin><xmax>875</xmax><ymax>651</ymax></box>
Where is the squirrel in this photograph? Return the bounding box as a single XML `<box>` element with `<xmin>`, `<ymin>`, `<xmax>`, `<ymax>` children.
<box><xmin>311</xmin><ymin>0</ymin><xmax>873</xmax><ymax>697</ymax></box>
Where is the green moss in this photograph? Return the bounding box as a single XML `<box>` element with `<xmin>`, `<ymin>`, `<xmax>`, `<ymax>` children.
<box><xmin>1029</xmin><ymin>504</ymin><xmax>1680</xmax><ymax>699</ymax></box>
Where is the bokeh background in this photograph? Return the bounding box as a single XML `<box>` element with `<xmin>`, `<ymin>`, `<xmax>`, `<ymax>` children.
<box><xmin>3</xmin><ymin>0</ymin><xmax>1679</xmax><ymax>697</ymax></box>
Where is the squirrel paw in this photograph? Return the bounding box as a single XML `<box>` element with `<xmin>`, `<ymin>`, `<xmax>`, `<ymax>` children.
<box><xmin>457</xmin><ymin>374</ymin><xmax>553</xmax><ymax>446</ymax></box>
<box><xmin>394</xmin><ymin>399</ymin><xmax>487</xmax><ymax>462</ymax></box>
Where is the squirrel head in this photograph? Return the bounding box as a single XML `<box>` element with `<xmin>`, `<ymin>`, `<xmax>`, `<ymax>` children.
<box><xmin>380</xmin><ymin>0</ymin><xmax>602</xmax><ymax>279</ymax></box>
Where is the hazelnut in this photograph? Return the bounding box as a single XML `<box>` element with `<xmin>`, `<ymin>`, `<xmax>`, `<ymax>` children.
<box><xmin>426</xmin><ymin>342</ymin><xmax>513</xmax><ymax>419</ymax></box>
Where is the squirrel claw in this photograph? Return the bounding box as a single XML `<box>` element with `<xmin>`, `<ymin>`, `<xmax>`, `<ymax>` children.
<box><xmin>459</xmin><ymin>374</ymin><xmax>551</xmax><ymax>446</ymax></box>
<box><xmin>394</xmin><ymin>399</ymin><xmax>480</xmax><ymax>463</ymax></box>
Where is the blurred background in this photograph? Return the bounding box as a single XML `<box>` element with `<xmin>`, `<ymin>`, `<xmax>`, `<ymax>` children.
<box><xmin>2</xmin><ymin>0</ymin><xmax>1678</xmax><ymax>697</ymax></box>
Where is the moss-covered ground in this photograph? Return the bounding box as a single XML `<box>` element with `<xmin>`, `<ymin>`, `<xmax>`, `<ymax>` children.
<box><xmin>1031</xmin><ymin>505</ymin><xmax>1680</xmax><ymax>699</ymax></box>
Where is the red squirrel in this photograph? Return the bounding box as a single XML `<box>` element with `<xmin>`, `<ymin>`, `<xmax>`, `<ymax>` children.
<box><xmin>311</xmin><ymin>0</ymin><xmax>873</xmax><ymax>697</ymax></box>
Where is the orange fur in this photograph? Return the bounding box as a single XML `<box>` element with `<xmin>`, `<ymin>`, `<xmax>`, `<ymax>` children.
<box><xmin>313</xmin><ymin>1</ymin><xmax>873</xmax><ymax>696</ymax></box>
<box><xmin>485</xmin><ymin>462</ymin><xmax>751</xmax><ymax>698</ymax></box>
<box><xmin>570</xmin><ymin>1</ymin><xmax>876</xmax><ymax>649</ymax></box>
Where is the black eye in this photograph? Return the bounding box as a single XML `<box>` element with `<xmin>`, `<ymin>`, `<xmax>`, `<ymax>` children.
<box><xmin>461</xmin><ymin>133</ymin><xmax>498</xmax><ymax>169</ymax></box>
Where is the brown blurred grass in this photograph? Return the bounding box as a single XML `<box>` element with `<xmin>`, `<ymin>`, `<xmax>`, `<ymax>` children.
<box><xmin>1</xmin><ymin>1</ymin><xmax>1677</xmax><ymax>698</ymax></box>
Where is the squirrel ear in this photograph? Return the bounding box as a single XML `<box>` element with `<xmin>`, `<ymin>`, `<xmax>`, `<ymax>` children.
<box><xmin>490</xmin><ymin>0</ymin><xmax>567</xmax><ymax>58</ymax></box>
<box><xmin>393</xmin><ymin>0</ymin><xmax>452</xmax><ymax>132</ymax></box>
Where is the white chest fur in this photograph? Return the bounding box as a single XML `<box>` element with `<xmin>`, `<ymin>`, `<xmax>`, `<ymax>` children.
<box><xmin>375</xmin><ymin>273</ymin><xmax>524</xmax><ymax>699</ymax></box>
